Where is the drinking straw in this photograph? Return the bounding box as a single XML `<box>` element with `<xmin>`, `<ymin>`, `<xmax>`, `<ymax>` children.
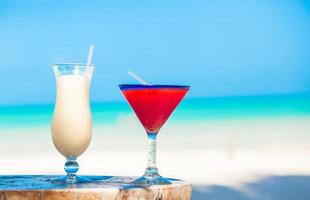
<box><xmin>87</xmin><ymin>45</ymin><xmax>94</xmax><ymax>65</ymax></box>
<box><xmin>128</xmin><ymin>71</ymin><xmax>151</xmax><ymax>85</ymax></box>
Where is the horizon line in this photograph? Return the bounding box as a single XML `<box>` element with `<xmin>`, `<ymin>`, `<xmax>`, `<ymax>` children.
<box><xmin>0</xmin><ymin>91</ymin><xmax>309</xmax><ymax>108</ymax></box>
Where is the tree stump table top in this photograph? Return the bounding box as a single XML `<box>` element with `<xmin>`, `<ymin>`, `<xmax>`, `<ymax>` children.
<box><xmin>0</xmin><ymin>175</ymin><xmax>192</xmax><ymax>200</ymax></box>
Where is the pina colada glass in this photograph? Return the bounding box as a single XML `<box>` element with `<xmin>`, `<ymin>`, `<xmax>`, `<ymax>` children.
<box><xmin>119</xmin><ymin>84</ymin><xmax>190</xmax><ymax>186</ymax></box>
<box><xmin>52</xmin><ymin>63</ymin><xmax>94</xmax><ymax>184</ymax></box>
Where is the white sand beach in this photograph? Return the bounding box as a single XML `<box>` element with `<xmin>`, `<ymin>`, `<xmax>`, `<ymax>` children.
<box><xmin>0</xmin><ymin>115</ymin><xmax>309</xmax><ymax>199</ymax></box>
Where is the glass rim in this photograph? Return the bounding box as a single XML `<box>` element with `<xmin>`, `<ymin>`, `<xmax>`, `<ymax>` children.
<box><xmin>119</xmin><ymin>84</ymin><xmax>190</xmax><ymax>90</ymax></box>
<box><xmin>53</xmin><ymin>63</ymin><xmax>94</xmax><ymax>69</ymax></box>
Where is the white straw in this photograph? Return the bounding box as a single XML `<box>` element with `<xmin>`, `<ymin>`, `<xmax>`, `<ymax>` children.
<box><xmin>87</xmin><ymin>45</ymin><xmax>94</xmax><ymax>65</ymax></box>
<box><xmin>128</xmin><ymin>70</ymin><xmax>151</xmax><ymax>85</ymax></box>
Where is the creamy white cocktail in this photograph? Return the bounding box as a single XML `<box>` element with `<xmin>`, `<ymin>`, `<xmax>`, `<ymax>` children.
<box><xmin>51</xmin><ymin>63</ymin><xmax>94</xmax><ymax>183</ymax></box>
<box><xmin>52</xmin><ymin>75</ymin><xmax>92</xmax><ymax>157</ymax></box>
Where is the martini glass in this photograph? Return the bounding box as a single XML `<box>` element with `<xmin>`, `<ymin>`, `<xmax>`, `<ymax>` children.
<box><xmin>119</xmin><ymin>84</ymin><xmax>190</xmax><ymax>186</ymax></box>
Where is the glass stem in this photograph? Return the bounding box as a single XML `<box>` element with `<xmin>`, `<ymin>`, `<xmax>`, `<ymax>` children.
<box><xmin>64</xmin><ymin>156</ymin><xmax>79</xmax><ymax>184</ymax></box>
<box><xmin>146</xmin><ymin>132</ymin><xmax>158</xmax><ymax>176</ymax></box>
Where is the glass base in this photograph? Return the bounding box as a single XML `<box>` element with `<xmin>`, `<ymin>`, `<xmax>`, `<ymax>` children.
<box><xmin>52</xmin><ymin>156</ymin><xmax>92</xmax><ymax>184</ymax></box>
<box><xmin>132</xmin><ymin>168</ymin><xmax>171</xmax><ymax>186</ymax></box>
<box><xmin>52</xmin><ymin>175</ymin><xmax>92</xmax><ymax>184</ymax></box>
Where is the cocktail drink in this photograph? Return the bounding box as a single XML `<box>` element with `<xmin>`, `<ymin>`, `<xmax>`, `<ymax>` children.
<box><xmin>119</xmin><ymin>84</ymin><xmax>190</xmax><ymax>186</ymax></box>
<box><xmin>52</xmin><ymin>63</ymin><xmax>94</xmax><ymax>183</ymax></box>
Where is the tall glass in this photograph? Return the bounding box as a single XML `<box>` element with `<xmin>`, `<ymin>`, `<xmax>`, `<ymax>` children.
<box><xmin>51</xmin><ymin>63</ymin><xmax>94</xmax><ymax>184</ymax></box>
<box><xmin>119</xmin><ymin>84</ymin><xmax>190</xmax><ymax>186</ymax></box>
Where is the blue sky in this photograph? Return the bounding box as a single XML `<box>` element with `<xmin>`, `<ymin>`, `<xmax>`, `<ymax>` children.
<box><xmin>0</xmin><ymin>0</ymin><xmax>310</xmax><ymax>105</ymax></box>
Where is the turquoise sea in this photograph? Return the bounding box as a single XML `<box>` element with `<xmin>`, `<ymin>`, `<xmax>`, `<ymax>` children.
<box><xmin>0</xmin><ymin>93</ymin><xmax>309</xmax><ymax>128</ymax></box>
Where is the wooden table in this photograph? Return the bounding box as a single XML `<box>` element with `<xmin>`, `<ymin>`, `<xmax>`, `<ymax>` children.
<box><xmin>0</xmin><ymin>175</ymin><xmax>192</xmax><ymax>200</ymax></box>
